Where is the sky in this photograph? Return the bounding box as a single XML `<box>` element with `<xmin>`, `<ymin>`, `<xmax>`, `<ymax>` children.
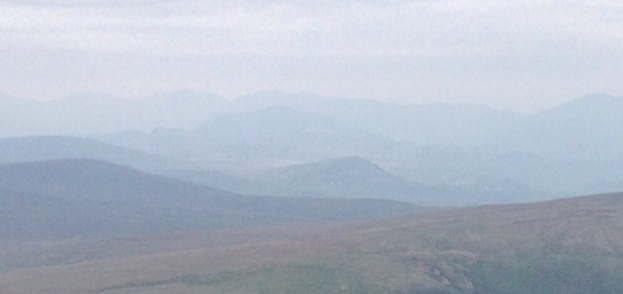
<box><xmin>1</xmin><ymin>0</ymin><xmax>622</xmax><ymax>112</ymax></box>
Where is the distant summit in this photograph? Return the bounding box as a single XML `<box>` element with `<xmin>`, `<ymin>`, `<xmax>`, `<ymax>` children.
<box><xmin>537</xmin><ymin>93</ymin><xmax>623</xmax><ymax>118</ymax></box>
<box><xmin>255</xmin><ymin>156</ymin><xmax>420</xmax><ymax>202</ymax></box>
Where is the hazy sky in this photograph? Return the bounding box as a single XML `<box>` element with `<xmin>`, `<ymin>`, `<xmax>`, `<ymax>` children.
<box><xmin>1</xmin><ymin>0</ymin><xmax>622</xmax><ymax>112</ymax></box>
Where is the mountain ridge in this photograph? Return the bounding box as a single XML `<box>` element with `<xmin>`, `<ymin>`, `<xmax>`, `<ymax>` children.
<box><xmin>0</xmin><ymin>158</ymin><xmax>423</xmax><ymax>241</ymax></box>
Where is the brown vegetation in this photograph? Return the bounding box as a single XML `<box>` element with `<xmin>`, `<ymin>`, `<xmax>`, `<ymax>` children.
<box><xmin>1</xmin><ymin>193</ymin><xmax>622</xmax><ymax>293</ymax></box>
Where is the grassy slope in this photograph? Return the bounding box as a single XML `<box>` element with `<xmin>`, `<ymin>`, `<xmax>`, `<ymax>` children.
<box><xmin>1</xmin><ymin>193</ymin><xmax>623</xmax><ymax>293</ymax></box>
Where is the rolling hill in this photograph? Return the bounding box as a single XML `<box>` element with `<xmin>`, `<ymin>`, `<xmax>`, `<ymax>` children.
<box><xmin>252</xmin><ymin>156</ymin><xmax>420</xmax><ymax>200</ymax></box>
<box><xmin>1</xmin><ymin>192</ymin><xmax>622</xmax><ymax>293</ymax></box>
<box><xmin>168</xmin><ymin>155</ymin><xmax>543</xmax><ymax>206</ymax></box>
<box><xmin>168</xmin><ymin>156</ymin><xmax>421</xmax><ymax>202</ymax></box>
<box><xmin>232</xmin><ymin>91</ymin><xmax>520</xmax><ymax>146</ymax></box>
<box><xmin>0</xmin><ymin>136</ymin><xmax>189</xmax><ymax>172</ymax></box>
<box><xmin>0</xmin><ymin>159</ymin><xmax>422</xmax><ymax>241</ymax></box>
<box><xmin>105</xmin><ymin>106</ymin><xmax>395</xmax><ymax>168</ymax></box>
<box><xmin>507</xmin><ymin>93</ymin><xmax>623</xmax><ymax>160</ymax></box>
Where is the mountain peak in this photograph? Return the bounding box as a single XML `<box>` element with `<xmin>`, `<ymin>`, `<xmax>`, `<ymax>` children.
<box><xmin>535</xmin><ymin>93</ymin><xmax>623</xmax><ymax>121</ymax></box>
<box><xmin>327</xmin><ymin>156</ymin><xmax>380</xmax><ymax>169</ymax></box>
<box><xmin>545</xmin><ymin>93</ymin><xmax>621</xmax><ymax>112</ymax></box>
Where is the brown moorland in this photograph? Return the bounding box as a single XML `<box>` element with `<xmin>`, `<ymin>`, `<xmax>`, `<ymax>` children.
<box><xmin>1</xmin><ymin>192</ymin><xmax>623</xmax><ymax>293</ymax></box>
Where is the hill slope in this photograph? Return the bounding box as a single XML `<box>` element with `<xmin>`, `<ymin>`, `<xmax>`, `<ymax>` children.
<box><xmin>0</xmin><ymin>136</ymin><xmax>186</xmax><ymax>172</ymax></box>
<box><xmin>193</xmin><ymin>106</ymin><xmax>393</xmax><ymax>160</ymax></box>
<box><xmin>507</xmin><ymin>93</ymin><xmax>623</xmax><ymax>160</ymax></box>
<box><xmin>105</xmin><ymin>106</ymin><xmax>394</xmax><ymax>165</ymax></box>
<box><xmin>253</xmin><ymin>156</ymin><xmax>420</xmax><ymax>201</ymax></box>
<box><xmin>0</xmin><ymin>159</ymin><xmax>422</xmax><ymax>242</ymax></box>
<box><xmin>1</xmin><ymin>193</ymin><xmax>622</xmax><ymax>293</ymax></box>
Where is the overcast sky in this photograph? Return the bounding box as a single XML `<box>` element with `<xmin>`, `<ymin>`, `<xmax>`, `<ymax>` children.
<box><xmin>1</xmin><ymin>0</ymin><xmax>622</xmax><ymax>112</ymax></box>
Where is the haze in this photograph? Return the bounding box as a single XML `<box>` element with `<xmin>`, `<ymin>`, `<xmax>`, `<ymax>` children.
<box><xmin>2</xmin><ymin>0</ymin><xmax>622</xmax><ymax>112</ymax></box>
<box><xmin>4</xmin><ymin>2</ymin><xmax>623</xmax><ymax>293</ymax></box>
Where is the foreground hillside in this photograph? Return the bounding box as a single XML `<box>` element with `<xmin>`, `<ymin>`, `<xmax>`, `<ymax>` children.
<box><xmin>1</xmin><ymin>193</ymin><xmax>622</xmax><ymax>293</ymax></box>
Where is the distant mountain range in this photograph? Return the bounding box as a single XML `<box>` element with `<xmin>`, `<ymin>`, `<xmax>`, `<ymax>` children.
<box><xmin>93</xmin><ymin>91</ymin><xmax>623</xmax><ymax>164</ymax></box>
<box><xmin>0</xmin><ymin>135</ymin><xmax>544</xmax><ymax>205</ymax></box>
<box><xmin>0</xmin><ymin>91</ymin><xmax>225</xmax><ymax>136</ymax></box>
<box><xmin>3</xmin><ymin>91</ymin><xmax>622</xmax><ymax>160</ymax></box>
<box><xmin>106</xmin><ymin>106</ymin><xmax>393</xmax><ymax>162</ymax></box>
<box><xmin>2</xmin><ymin>91</ymin><xmax>623</xmax><ymax>205</ymax></box>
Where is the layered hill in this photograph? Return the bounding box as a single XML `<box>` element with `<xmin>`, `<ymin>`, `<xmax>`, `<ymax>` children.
<box><xmin>507</xmin><ymin>93</ymin><xmax>623</xmax><ymax>160</ymax></box>
<box><xmin>169</xmin><ymin>155</ymin><xmax>544</xmax><ymax>206</ymax></box>
<box><xmin>253</xmin><ymin>156</ymin><xmax>417</xmax><ymax>199</ymax></box>
<box><xmin>1</xmin><ymin>192</ymin><xmax>622</xmax><ymax>293</ymax></box>
<box><xmin>4</xmin><ymin>92</ymin><xmax>623</xmax><ymax>205</ymax></box>
<box><xmin>0</xmin><ymin>159</ymin><xmax>422</xmax><ymax>242</ymax></box>
<box><xmin>0</xmin><ymin>136</ymin><xmax>185</xmax><ymax>172</ymax></box>
<box><xmin>108</xmin><ymin>106</ymin><xmax>393</xmax><ymax>164</ymax></box>
<box><xmin>194</xmin><ymin>106</ymin><xmax>391</xmax><ymax>158</ymax></box>
<box><xmin>169</xmin><ymin>156</ymin><xmax>420</xmax><ymax>201</ymax></box>
<box><xmin>233</xmin><ymin>91</ymin><xmax>520</xmax><ymax>146</ymax></box>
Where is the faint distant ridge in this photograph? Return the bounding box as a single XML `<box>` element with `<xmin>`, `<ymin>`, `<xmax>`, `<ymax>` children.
<box><xmin>0</xmin><ymin>136</ymin><xmax>180</xmax><ymax>172</ymax></box>
<box><xmin>3</xmin><ymin>91</ymin><xmax>623</xmax><ymax>205</ymax></box>
<box><xmin>192</xmin><ymin>106</ymin><xmax>392</xmax><ymax>160</ymax></box>
<box><xmin>232</xmin><ymin>91</ymin><xmax>519</xmax><ymax>146</ymax></box>
<box><xmin>0</xmin><ymin>136</ymin><xmax>139</xmax><ymax>161</ymax></box>
<box><xmin>0</xmin><ymin>91</ymin><xmax>226</xmax><ymax>136</ymax></box>
<box><xmin>516</xmin><ymin>93</ymin><xmax>623</xmax><ymax>160</ymax></box>
<box><xmin>535</xmin><ymin>92</ymin><xmax>623</xmax><ymax>118</ymax></box>
<box><xmin>268</xmin><ymin>156</ymin><xmax>388</xmax><ymax>177</ymax></box>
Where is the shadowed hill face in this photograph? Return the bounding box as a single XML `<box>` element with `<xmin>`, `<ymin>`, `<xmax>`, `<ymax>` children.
<box><xmin>0</xmin><ymin>159</ymin><xmax>239</xmax><ymax>240</ymax></box>
<box><xmin>0</xmin><ymin>159</ymin><xmax>215</xmax><ymax>197</ymax></box>
<box><xmin>0</xmin><ymin>159</ymin><xmax>422</xmax><ymax>242</ymax></box>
